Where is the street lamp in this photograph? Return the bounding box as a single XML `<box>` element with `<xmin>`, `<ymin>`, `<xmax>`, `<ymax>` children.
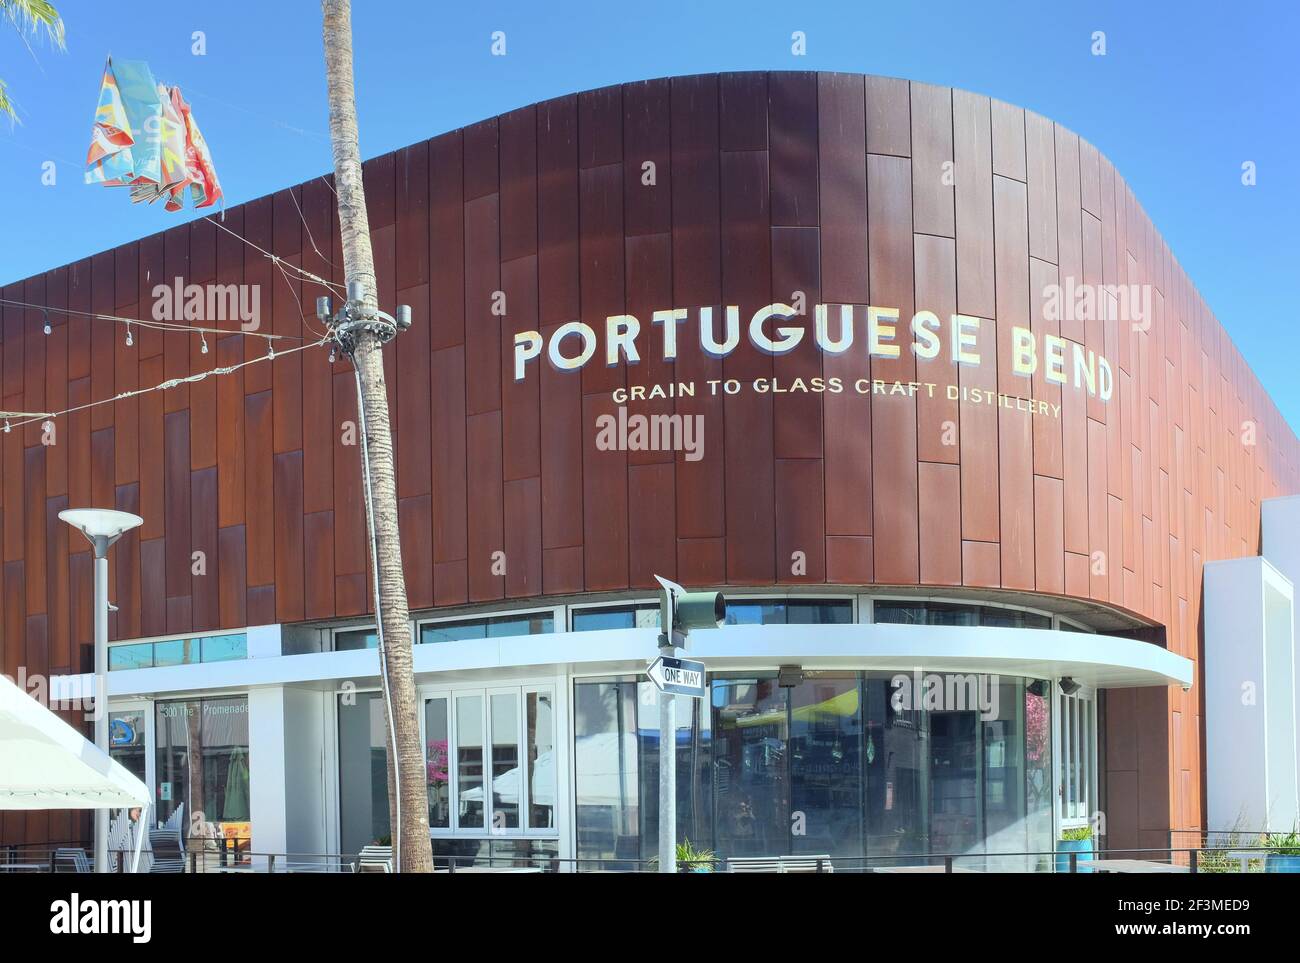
<box><xmin>60</xmin><ymin>508</ymin><xmax>143</xmax><ymax>873</ymax></box>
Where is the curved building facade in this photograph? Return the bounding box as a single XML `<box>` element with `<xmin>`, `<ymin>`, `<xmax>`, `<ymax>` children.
<box><xmin>3</xmin><ymin>72</ymin><xmax>1298</xmax><ymax>869</ymax></box>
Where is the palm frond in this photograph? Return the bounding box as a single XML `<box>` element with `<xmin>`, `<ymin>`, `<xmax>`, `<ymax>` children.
<box><xmin>0</xmin><ymin>76</ymin><xmax>17</xmax><ymax>125</ymax></box>
<box><xmin>0</xmin><ymin>0</ymin><xmax>65</xmax><ymax>49</ymax></box>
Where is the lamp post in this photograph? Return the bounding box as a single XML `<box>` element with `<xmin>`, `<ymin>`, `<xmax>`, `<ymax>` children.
<box><xmin>60</xmin><ymin>508</ymin><xmax>143</xmax><ymax>873</ymax></box>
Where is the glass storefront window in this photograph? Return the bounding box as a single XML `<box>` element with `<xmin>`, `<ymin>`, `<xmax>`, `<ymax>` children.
<box><xmin>864</xmin><ymin>672</ymin><xmax>928</xmax><ymax>861</ymax></box>
<box><xmin>980</xmin><ymin>608</ymin><xmax>1051</xmax><ymax>630</ymax></box>
<box><xmin>109</xmin><ymin>710</ymin><xmax>147</xmax><ymax>784</ymax></box>
<box><xmin>788</xmin><ymin>676</ymin><xmax>863</xmax><ymax>857</ymax></box>
<box><xmin>108</xmin><ymin>643</ymin><xmax>153</xmax><ymax>671</ymax></box>
<box><xmin>490</xmin><ymin>692</ymin><xmax>520</xmax><ymax>829</ymax></box>
<box><xmin>873</xmin><ymin>601</ymin><xmax>1053</xmax><ymax>629</ymax></box>
<box><xmin>574</xmin><ymin>670</ymin><xmax>1063</xmax><ymax>870</ymax></box>
<box><xmin>572</xmin><ymin>605</ymin><xmax>660</xmax><ymax>632</ymax></box>
<box><xmin>154</xmin><ymin>696</ymin><xmax>250</xmax><ymax>851</ymax></box>
<box><xmin>526</xmin><ymin>690</ymin><xmax>556</xmax><ymax>830</ymax></box>
<box><xmin>420</xmin><ymin>612</ymin><xmax>554</xmax><ymax>644</ymax></box>
<box><xmin>573</xmin><ymin>680</ymin><xmax>639</xmax><ymax>867</ymax></box>
<box><xmin>724</xmin><ymin>599</ymin><xmax>853</xmax><ymax>626</ymax></box>
<box><xmin>108</xmin><ymin>633</ymin><xmax>249</xmax><ymax>669</ymax></box>
<box><xmin>338</xmin><ymin>692</ymin><xmax>391</xmax><ymax>855</ymax></box>
<box><xmin>712</xmin><ymin>678</ymin><xmax>788</xmax><ymax>859</ymax></box>
<box><xmin>335</xmin><ymin>629</ymin><xmax>377</xmax><ymax>651</ymax></box>
<box><xmin>425</xmin><ymin>697</ymin><xmax>450</xmax><ymax>830</ymax></box>
<box><xmin>201</xmin><ymin>634</ymin><xmax>248</xmax><ymax>662</ymax></box>
<box><xmin>455</xmin><ymin>694</ymin><xmax>485</xmax><ymax>830</ymax></box>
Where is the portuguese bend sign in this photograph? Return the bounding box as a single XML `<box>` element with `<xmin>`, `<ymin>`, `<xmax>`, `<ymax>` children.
<box><xmin>512</xmin><ymin>302</ymin><xmax>1114</xmax><ymax>419</ymax></box>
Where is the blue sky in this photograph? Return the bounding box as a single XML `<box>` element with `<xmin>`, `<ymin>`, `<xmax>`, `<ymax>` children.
<box><xmin>2</xmin><ymin>0</ymin><xmax>1297</xmax><ymax>428</ymax></box>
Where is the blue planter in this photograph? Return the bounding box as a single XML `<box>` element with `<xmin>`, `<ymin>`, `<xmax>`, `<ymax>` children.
<box><xmin>1055</xmin><ymin>838</ymin><xmax>1094</xmax><ymax>873</ymax></box>
<box><xmin>1265</xmin><ymin>853</ymin><xmax>1300</xmax><ymax>873</ymax></box>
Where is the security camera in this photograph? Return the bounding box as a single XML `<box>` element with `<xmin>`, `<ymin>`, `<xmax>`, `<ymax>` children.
<box><xmin>1181</xmin><ymin>682</ymin><xmax>1192</xmax><ymax>693</ymax></box>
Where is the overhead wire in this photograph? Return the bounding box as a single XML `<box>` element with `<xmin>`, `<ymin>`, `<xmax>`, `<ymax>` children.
<box><xmin>1</xmin><ymin>335</ymin><xmax>330</xmax><ymax>434</ymax></box>
<box><xmin>0</xmin><ymin>296</ymin><xmax>299</xmax><ymax>341</ymax></box>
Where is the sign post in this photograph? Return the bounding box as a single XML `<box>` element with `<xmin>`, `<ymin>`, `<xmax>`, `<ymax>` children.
<box><xmin>650</xmin><ymin>575</ymin><xmax>724</xmax><ymax>873</ymax></box>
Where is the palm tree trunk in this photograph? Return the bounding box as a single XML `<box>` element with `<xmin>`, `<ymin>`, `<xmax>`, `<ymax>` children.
<box><xmin>321</xmin><ymin>0</ymin><xmax>432</xmax><ymax>873</ymax></box>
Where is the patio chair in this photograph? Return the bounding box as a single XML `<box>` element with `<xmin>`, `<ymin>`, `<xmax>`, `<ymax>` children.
<box><xmin>53</xmin><ymin>848</ymin><xmax>91</xmax><ymax>873</ymax></box>
<box><xmin>148</xmin><ymin>806</ymin><xmax>187</xmax><ymax>874</ymax></box>
<box><xmin>726</xmin><ymin>854</ymin><xmax>834</xmax><ymax>873</ymax></box>
<box><xmin>354</xmin><ymin>845</ymin><xmax>393</xmax><ymax>873</ymax></box>
<box><xmin>147</xmin><ymin>829</ymin><xmax>185</xmax><ymax>873</ymax></box>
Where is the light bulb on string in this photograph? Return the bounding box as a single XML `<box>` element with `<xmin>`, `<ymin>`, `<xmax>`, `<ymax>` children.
<box><xmin>200</xmin><ymin>332</ymin><xmax>209</xmax><ymax>355</ymax></box>
<box><xmin>3</xmin><ymin>420</ymin><xmax>9</xmax><ymax>434</ymax></box>
<box><xmin>328</xmin><ymin>344</ymin><xmax>336</xmax><ymax>364</ymax></box>
<box><xmin>125</xmin><ymin>322</ymin><xmax>134</xmax><ymax>347</ymax></box>
<box><xmin>42</xmin><ymin>310</ymin><xmax>51</xmax><ymax>336</ymax></box>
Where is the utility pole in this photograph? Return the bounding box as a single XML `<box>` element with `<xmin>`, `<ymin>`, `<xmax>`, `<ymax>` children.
<box><xmin>651</xmin><ymin>576</ymin><xmax>725</xmax><ymax>873</ymax></box>
<box><xmin>320</xmin><ymin>0</ymin><xmax>432</xmax><ymax>872</ymax></box>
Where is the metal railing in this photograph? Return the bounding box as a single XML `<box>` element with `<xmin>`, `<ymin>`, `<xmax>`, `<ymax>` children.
<box><xmin>2</xmin><ymin>840</ymin><xmax>1293</xmax><ymax>873</ymax></box>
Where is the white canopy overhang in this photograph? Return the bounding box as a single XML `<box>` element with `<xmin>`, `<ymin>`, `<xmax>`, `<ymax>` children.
<box><xmin>0</xmin><ymin>672</ymin><xmax>150</xmax><ymax>810</ymax></box>
<box><xmin>54</xmin><ymin>620</ymin><xmax>1193</xmax><ymax>698</ymax></box>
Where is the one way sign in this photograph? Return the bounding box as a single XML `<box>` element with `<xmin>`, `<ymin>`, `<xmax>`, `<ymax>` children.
<box><xmin>646</xmin><ymin>655</ymin><xmax>707</xmax><ymax>698</ymax></box>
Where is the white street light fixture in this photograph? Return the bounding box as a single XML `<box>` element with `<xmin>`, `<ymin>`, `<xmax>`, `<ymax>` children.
<box><xmin>60</xmin><ymin>508</ymin><xmax>143</xmax><ymax>873</ymax></box>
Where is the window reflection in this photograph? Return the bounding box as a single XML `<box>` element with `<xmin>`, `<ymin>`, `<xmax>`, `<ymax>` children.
<box><xmin>873</xmin><ymin>601</ymin><xmax>1052</xmax><ymax>629</ymax></box>
<box><xmin>573</xmin><ymin>680</ymin><xmax>639</xmax><ymax>867</ymax></box>
<box><xmin>338</xmin><ymin>692</ymin><xmax>391</xmax><ymax>855</ymax></box>
<box><xmin>421</xmin><ymin>613</ymin><xmax>554</xmax><ymax>644</ymax></box>
<box><xmin>456</xmin><ymin>695</ymin><xmax>484</xmax><ymax>829</ymax></box>
<box><xmin>490</xmin><ymin>693</ymin><xmax>520</xmax><ymax>830</ymax></box>
<box><xmin>573</xmin><ymin>672</ymin><xmax>1058</xmax><ymax>869</ymax></box>
<box><xmin>154</xmin><ymin>697</ymin><xmax>250</xmax><ymax>852</ymax></box>
<box><xmin>571</xmin><ymin>605</ymin><xmax>660</xmax><ymax>632</ymax></box>
<box><xmin>526</xmin><ymin>691</ymin><xmax>556</xmax><ymax>830</ymax></box>
<box><xmin>425</xmin><ymin>698</ymin><xmax>450</xmax><ymax>830</ymax></box>
<box><xmin>712</xmin><ymin>679</ymin><xmax>788</xmax><ymax>858</ymax></box>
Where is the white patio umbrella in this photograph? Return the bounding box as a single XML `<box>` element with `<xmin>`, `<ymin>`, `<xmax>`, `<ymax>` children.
<box><xmin>460</xmin><ymin>750</ymin><xmax>556</xmax><ymax>806</ymax></box>
<box><xmin>0</xmin><ymin>673</ymin><xmax>151</xmax><ymax>871</ymax></box>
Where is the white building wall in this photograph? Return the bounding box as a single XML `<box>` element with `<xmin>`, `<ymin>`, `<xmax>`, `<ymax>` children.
<box><xmin>1263</xmin><ymin>493</ymin><xmax>1300</xmax><ymax>811</ymax></box>
<box><xmin>248</xmin><ymin>687</ymin><xmax>287</xmax><ymax>866</ymax></box>
<box><xmin>1203</xmin><ymin>555</ymin><xmax>1298</xmax><ymax>832</ymax></box>
<box><xmin>283</xmin><ymin>688</ymin><xmax>328</xmax><ymax>856</ymax></box>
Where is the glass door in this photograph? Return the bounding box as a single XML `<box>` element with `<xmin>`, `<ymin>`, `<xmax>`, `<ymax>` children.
<box><xmin>711</xmin><ymin>678</ymin><xmax>789</xmax><ymax>858</ymax></box>
<box><xmin>422</xmin><ymin>685</ymin><xmax>559</xmax><ymax>839</ymax></box>
<box><xmin>453</xmin><ymin>693</ymin><xmax>485</xmax><ymax>832</ymax></box>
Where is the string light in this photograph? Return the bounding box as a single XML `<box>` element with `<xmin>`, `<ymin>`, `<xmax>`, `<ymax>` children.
<box><xmin>42</xmin><ymin>310</ymin><xmax>51</xmax><ymax>336</ymax></box>
<box><xmin>125</xmin><ymin>322</ymin><xmax>133</xmax><ymax>347</ymax></box>
<box><xmin>200</xmin><ymin>332</ymin><xmax>209</xmax><ymax>355</ymax></box>
<box><xmin>3</xmin><ymin>421</ymin><xmax>9</xmax><ymax>433</ymax></box>
<box><xmin>328</xmin><ymin>344</ymin><xmax>336</xmax><ymax>364</ymax></box>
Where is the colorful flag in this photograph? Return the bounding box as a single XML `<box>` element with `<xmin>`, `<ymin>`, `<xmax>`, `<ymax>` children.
<box><xmin>85</xmin><ymin>58</ymin><xmax>222</xmax><ymax>213</ymax></box>
<box><xmin>171</xmin><ymin>86</ymin><xmax>223</xmax><ymax>210</ymax></box>
<box><xmin>84</xmin><ymin>58</ymin><xmax>162</xmax><ymax>187</ymax></box>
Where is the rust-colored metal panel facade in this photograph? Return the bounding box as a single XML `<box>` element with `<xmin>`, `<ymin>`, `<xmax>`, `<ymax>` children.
<box><xmin>2</xmin><ymin>72</ymin><xmax>1297</xmax><ymax>851</ymax></box>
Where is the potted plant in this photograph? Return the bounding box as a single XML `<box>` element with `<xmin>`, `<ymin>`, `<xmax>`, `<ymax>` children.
<box><xmin>1055</xmin><ymin>825</ymin><xmax>1094</xmax><ymax>873</ymax></box>
<box><xmin>1263</xmin><ymin>829</ymin><xmax>1300</xmax><ymax>873</ymax></box>
<box><xmin>676</xmin><ymin>838</ymin><xmax>716</xmax><ymax>873</ymax></box>
<box><xmin>649</xmin><ymin>838</ymin><xmax>716</xmax><ymax>873</ymax></box>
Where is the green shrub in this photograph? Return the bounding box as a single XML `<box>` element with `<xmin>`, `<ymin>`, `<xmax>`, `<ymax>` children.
<box><xmin>1060</xmin><ymin>826</ymin><xmax>1093</xmax><ymax>842</ymax></box>
<box><xmin>1265</xmin><ymin>828</ymin><xmax>1300</xmax><ymax>857</ymax></box>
